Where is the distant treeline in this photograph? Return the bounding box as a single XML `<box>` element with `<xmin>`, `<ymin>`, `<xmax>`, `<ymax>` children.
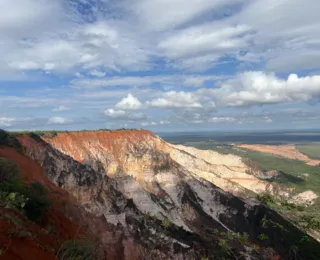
<box><xmin>6</xmin><ymin>128</ymin><xmax>145</xmax><ymax>138</ymax></box>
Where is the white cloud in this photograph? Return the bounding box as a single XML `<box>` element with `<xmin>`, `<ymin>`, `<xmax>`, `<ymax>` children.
<box><xmin>208</xmin><ymin>117</ymin><xmax>236</xmax><ymax>123</ymax></box>
<box><xmin>52</xmin><ymin>105</ymin><xmax>70</xmax><ymax>112</ymax></box>
<box><xmin>158</xmin><ymin>22</ymin><xmax>252</xmax><ymax>59</ymax></box>
<box><xmin>212</xmin><ymin>71</ymin><xmax>320</xmax><ymax>107</ymax></box>
<box><xmin>89</xmin><ymin>69</ymin><xmax>106</xmax><ymax>77</ymax></box>
<box><xmin>130</xmin><ymin>0</ymin><xmax>241</xmax><ymax>31</ymax></box>
<box><xmin>47</xmin><ymin>116</ymin><xmax>72</xmax><ymax>125</ymax></box>
<box><xmin>71</xmin><ymin>75</ymin><xmax>221</xmax><ymax>89</ymax></box>
<box><xmin>115</xmin><ymin>94</ymin><xmax>142</xmax><ymax>110</ymax></box>
<box><xmin>105</xmin><ymin>109</ymin><xmax>126</xmax><ymax>118</ymax></box>
<box><xmin>105</xmin><ymin>108</ymin><xmax>146</xmax><ymax>121</ymax></box>
<box><xmin>2</xmin><ymin>0</ymin><xmax>320</xmax><ymax>130</ymax></box>
<box><xmin>0</xmin><ymin>117</ymin><xmax>16</xmax><ymax>127</ymax></box>
<box><xmin>234</xmin><ymin>0</ymin><xmax>320</xmax><ymax>72</ymax></box>
<box><xmin>2</xmin><ymin>0</ymin><xmax>320</xmax><ymax>77</ymax></box>
<box><xmin>141</xmin><ymin>121</ymin><xmax>157</xmax><ymax>126</ymax></box>
<box><xmin>160</xmin><ymin>120</ymin><xmax>171</xmax><ymax>125</ymax></box>
<box><xmin>148</xmin><ymin>91</ymin><xmax>202</xmax><ymax>108</ymax></box>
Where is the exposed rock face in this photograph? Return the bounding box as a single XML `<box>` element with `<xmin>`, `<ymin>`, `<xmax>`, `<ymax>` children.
<box><xmin>17</xmin><ymin>131</ymin><xmax>320</xmax><ymax>260</ymax></box>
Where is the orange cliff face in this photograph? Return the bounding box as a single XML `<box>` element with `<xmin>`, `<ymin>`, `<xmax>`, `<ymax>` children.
<box><xmin>40</xmin><ymin>130</ymin><xmax>155</xmax><ymax>162</ymax></box>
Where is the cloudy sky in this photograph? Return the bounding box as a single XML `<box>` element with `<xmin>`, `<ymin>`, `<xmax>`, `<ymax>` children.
<box><xmin>1</xmin><ymin>0</ymin><xmax>320</xmax><ymax>132</ymax></box>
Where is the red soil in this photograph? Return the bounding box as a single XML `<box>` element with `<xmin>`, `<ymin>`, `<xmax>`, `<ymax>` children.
<box><xmin>0</xmin><ymin>146</ymin><xmax>84</xmax><ymax>260</ymax></box>
<box><xmin>40</xmin><ymin>130</ymin><xmax>155</xmax><ymax>162</ymax></box>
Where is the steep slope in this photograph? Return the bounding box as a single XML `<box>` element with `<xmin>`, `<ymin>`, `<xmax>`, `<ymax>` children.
<box><xmin>16</xmin><ymin>130</ymin><xmax>320</xmax><ymax>260</ymax></box>
<box><xmin>0</xmin><ymin>146</ymin><xmax>86</xmax><ymax>260</ymax></box>
<box><xmin>0</xmin><ymin>141</ymin><xmax>171</xmax><ymax>260</ymax></box>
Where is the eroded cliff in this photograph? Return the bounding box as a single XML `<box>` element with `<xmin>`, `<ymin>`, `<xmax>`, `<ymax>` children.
<box><xmin>9</xmin><ymin>130</ymin><xmax>320</xmax><ymax>259</ymax></box>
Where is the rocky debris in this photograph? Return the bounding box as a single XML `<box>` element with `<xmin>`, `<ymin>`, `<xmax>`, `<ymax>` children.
<box><xmin>289</xmin><ymin>190</ymin><xmax>318</xmax><ymax>206</ymax></box>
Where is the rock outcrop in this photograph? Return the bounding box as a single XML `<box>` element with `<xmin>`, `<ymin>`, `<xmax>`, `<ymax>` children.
<box><xmin>12</xmin><ymin>130</ymin><xmax>320</xmax><ymax>259</ymax></box>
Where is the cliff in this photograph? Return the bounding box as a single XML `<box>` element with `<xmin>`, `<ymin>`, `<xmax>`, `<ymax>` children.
<box><xmin>1</xmin><ymin>130</ymin><xmax>319</xmax><ymax>259</ymax></box>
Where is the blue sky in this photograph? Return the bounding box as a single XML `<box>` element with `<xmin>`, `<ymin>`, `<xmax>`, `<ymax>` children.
<box><xmin>1</xmin><ymin>0</ymin><xmax>320</xmax><ymax>132</ymax></box>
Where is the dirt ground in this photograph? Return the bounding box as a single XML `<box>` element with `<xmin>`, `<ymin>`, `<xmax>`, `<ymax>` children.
<box><xmin>237</xmin><ymin>144</ymin><xmax>320</xmax><ymax>166</ymax></box>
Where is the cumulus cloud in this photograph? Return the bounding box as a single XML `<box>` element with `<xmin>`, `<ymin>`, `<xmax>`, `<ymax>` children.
<box><xmin>213</xmin><ymin>71</ymin><xmax>320</xmax><ymax>107</ymax></box>
<box><xmin>89</xmin><ymin>70</ymin><xmax>106</xmax><ymax>77</ymax></box>
<box><xmin>105</xmin><ymin>108</ymin><xmax>147</xmax><ymax>121</ymax></box>
<box><xmin>115</xmin><ymin>94</ymin><xmax>142</xmax><ymax>110</ymax></box>
<box><xmin>0</xmin><ymin>117</ymin><xmax>16</xmax><ymax>127</ymax></box>
<box><xmin>148</xmin><ymin>91</ymin><xmax>202</xmax><ymax>108</ymax></box>
<box><xmin>105</xmin><ymin>109</ymin><xmax>127</xmax><ymax>118</ymax></box>
<box><xmin>52</xmin><ymin>105</ymin><xmax>70</xmax><ymax>112</ymax></box>
<box><xmin>47</xmin><ymin>116</ymin><xmax>72</xmax><ymax>125</ymax></box>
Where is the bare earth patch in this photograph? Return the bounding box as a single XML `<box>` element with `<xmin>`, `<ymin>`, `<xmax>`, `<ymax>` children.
<box><xmin>238</xmin><ymin>144</ymin><xmax>320</xmax><ymax>166</ymax></box>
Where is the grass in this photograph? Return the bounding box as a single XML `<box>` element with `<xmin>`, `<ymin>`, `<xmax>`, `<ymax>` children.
<box><xmin>296</xmin><ymin>143</ymin><xmax>320</xmax><ymax>160</ymax></box>
<box><xmin>57</xmin><ymin>239</ymin><xmax>102</xmax><ymax>260</ymax></box>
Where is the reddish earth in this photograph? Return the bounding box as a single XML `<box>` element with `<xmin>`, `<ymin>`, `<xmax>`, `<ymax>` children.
<box><xmin>40</xmin><ymin>130</ymin><xmax>155</xmax><ymax>163</ymax></box>
<box><xmin>238</xmin><ymin>144</ymin><xmax>320</xmax><ymax>166</ymax></box>
<box><xmin>0</xmin><ymin>146</ymin><xmax>85</xmax><ymax>260</ymax></box>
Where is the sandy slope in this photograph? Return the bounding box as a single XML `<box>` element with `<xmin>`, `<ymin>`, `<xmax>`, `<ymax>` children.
<box><xmin>238</xmin><ymin>144</ymin><xmax>320</xmax><ymax>166</ymax></box>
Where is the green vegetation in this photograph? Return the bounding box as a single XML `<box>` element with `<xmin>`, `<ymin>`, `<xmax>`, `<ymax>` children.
<box><xmin>257</xmin><ymin>233</ymin><xmax>268</xmax><ymax>241</ymax></box>
<box><xmin>161</xmin><ymin>218</ymin><xmax>170</xmax><ymax>230</ymax></box>
<box><xmin>298</xmin><ymin>215</ymin><xmax>320</xmax><ymax>231</ymax></box>
<box><xmin>296</xmin><ymin>143</ymin><xmax>320</xmax><ymax>160</ymax></box>
<box><xmin>0</xmin><ymin>157</ymin><xmax>51</xmax><ymax>222</ymax></box>
<box><xmin>57</xmin><ymin>239</ymin><xmax>101</xmax><ymax>260</ymax></box>
<box><xmin>236</xmin><ymin>232</ymin><xmax>249</xmax><ymax>245</ymax></box>
<box><xmin>257</xmin><ymin>194</ymin><xmax>275</xmax><ymax>205</ymax></box>
<box><xmin>257</xmin><ymin>193</ymin><xmax>320</xmax><ymax>233</ymax></box>
<box><xmin>12</xmin><ymin>130</ymin><xmax>58</xmax><ymax>139</ymax></box>
<box><xmin>0</xmin><ymin>129</ymin><xmax>24</xmax><ymax>152</ymax></box>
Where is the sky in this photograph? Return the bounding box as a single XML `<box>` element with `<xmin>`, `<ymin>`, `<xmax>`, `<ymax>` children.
<box><xmin>1</xmin><ymin>0</ymin><xmax>320</xmax><ymax>132</ymax></box>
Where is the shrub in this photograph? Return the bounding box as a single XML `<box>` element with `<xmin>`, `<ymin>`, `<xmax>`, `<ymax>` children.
<box><xmin>57</xmin><ymin>239</ymin><xmax>100</xmax><ymax>260</ymax></box>
<box><xmin>218</xmin><ymin>239</ymin><xmax>229</xmax><ymax>251</ymax></box>
<box><xmin>0</xmin><ymin>157</ymin><xmax>21</xmax><ymax>182</ymax></box>
<box><xmin>299</xmin><ymin>215</ymin><xmax>320</xmax><ymax>230</ymax></box>
<box><xmin>0</xmin><ymin>159</ymin><xmax>51</xmax><ymax>222</ymax></box>
<box><xmin>0</xmin><ymin>191</ymin><xmax>27</xmax><ymax>210</ymax></box>
<box><xmin>258</xmin><ymin>233</ymin><xmax>268</xmax><ymax>241</ymax></box>
<box><xmin>0</xmin><ymin>130</ymin><xmax>24</xmax><ymax>152</ymax></box>
<box><xmin>257</xmin><ymin>194</ymin><xmax>274</xmax><ymax>205</ymax></box>
<box><xmin>161</xmin><ymin>218</ymin><xmax>170</xmax><ymax>230</ymax></box>
<box><xmin>24</xmin><ymin>195</ymin><xmax>51</xmax><ymax>222</ymax></box>
<box><xmin>30</xmin><ymin>181</ymin><xmax>48</xmax><ymax>196</ymax></box>
<box><xmin>236</xmin><ymin>232</ymin><xmax>249</xmax><ymax>245</ymax></box>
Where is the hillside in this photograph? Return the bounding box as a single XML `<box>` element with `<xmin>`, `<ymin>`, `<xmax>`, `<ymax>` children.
<box><xmin>1</xmin><ymin>129</ymin><xmax>320</xmax><ymax>259</ymax></box>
